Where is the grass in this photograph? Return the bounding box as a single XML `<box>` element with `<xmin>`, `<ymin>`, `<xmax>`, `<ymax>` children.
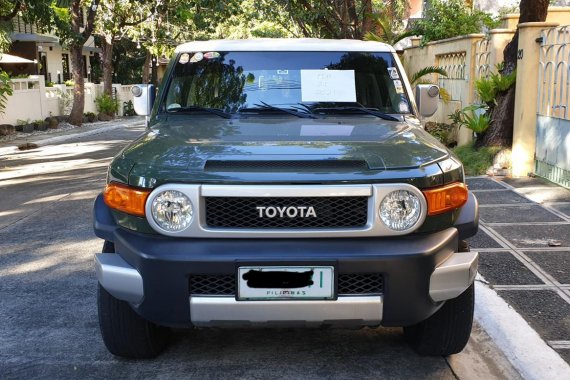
<box><xmin>453</xmin><ymin>143</ymin><xmax>501</xmax><ymax>176</ymax></box>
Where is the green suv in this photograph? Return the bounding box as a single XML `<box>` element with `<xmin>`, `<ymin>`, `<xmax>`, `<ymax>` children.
<box><xmin>94</xmin><ymin>39</ymin><xmax>479</xmax><ymax>358</ymax></box>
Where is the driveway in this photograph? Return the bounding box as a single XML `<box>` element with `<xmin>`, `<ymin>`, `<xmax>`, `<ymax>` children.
<box><xmin>0</xmin><ymin>124</ymin><xmax>519</xmax><ymax>379</ymax></box>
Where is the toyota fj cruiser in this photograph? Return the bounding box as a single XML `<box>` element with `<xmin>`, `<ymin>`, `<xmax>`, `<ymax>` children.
<box><xmin>94</xmin><ymin>39</ymin><xmax>479</xmax><ymax>358</ymax></box>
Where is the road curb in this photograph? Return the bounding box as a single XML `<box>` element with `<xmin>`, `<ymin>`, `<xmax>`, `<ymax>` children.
<box><xmin>475</xmin><ymin>275</ymin><xmax>570</xmax><ymax>379</ymax></box>
<box><xmin>0</xmin><ymin>119</ymin><xmax>144</xmax><ymax>156</ymax></box>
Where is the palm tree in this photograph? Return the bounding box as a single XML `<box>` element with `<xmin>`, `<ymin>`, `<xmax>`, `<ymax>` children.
<box><xmin>409</xmin><ymin>65</ymin><xmax>451</xmax><ymax>103</ymax></box>
<box><xmin>364</xmin><ymin>14</ymin><xmax>417</xmax><ymax>46</ymax></box>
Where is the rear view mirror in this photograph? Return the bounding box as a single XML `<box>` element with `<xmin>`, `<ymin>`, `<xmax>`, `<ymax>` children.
<box><xmin>131</xmin><ymin>84</ymin><xmax>155</xmax><ymax>116</ymax></box>
<box><xmin>415</xmin><ymin>84</ymin><xmax>439</xmax><ymax>118</ymax></box>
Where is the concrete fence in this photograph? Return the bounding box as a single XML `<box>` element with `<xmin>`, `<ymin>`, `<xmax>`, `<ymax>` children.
<box><xmin>401</xmin><ymin>7</ymin><xmax>570</xmax><ymax>148</ymax></box>
<box><xmin>0</xmin><ymin>76</ymin><xmax>135</xmax><ymax>125</ymax></box>
<box><xmin>403</xmin><ymin>31</ymin><xmax>514</xmax><ymax>145</ymax></box>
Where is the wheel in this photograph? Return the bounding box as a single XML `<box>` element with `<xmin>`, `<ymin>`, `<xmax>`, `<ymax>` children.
<box><xmin>404</xmin><ymin>282</ymin><xmax>474</xmax><ymax>356</ymax></box>
<box><xmin>458</xmin><ymin>240</ymin><xmax>470</xmax><ymax>252</ymax></box>
<box><xmin>102</xmin><ymin>240</ymin><xmax>115</xmax><ymax>253</ymax></box>
<box><xmin>97</xmin><ymin>241</ymin><xmax>169</xmax><ymax>358</ymax></box>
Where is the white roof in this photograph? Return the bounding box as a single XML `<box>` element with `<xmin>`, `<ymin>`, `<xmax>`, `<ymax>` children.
<box><xmin>175</xmin><ymin>38</ymin><xmax>395</xmax><ymax>53</ymax></box>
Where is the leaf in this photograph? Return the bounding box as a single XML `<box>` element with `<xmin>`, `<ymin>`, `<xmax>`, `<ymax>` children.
<box><xmin>410</xmin><ymin>66</ymin><xmax>448</xmax><ymax>86</ymax></box>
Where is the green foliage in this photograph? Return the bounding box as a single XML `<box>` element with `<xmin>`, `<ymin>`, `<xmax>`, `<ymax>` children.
<box><xmin>64</xmin><ymin>79</ymin><xmax>74</xmax><ymax>87</ymax></box>
<box><xmin>412</xmin><ymin>0</ymin><xmax>498</xmax><ymax>44</ymax></box>
<box><xmin>95</xmin><ymin>94</ymin><xmax>119</xmax><ymax>116</ymax></box>
<box><xmin>0</xmin><ymin>69</ymin><xmax>13</xmax><ymax>115</ymax></box>
<box><xmin>453</xmin><ymin>143</ymin><xmax>501</xmax><ymax>176</ymax></box>
<box><xmin>425</xmin><ymin>122</ymin><xmax>456</xmax><ymax>147</ymax></box>
<box><xmin>410</xmin><ymin>66</ymin><xmax>447</xmax><ymax>86</ymax></box>
<box><xmin>364</xmin><ymin>12</ymin><xmax>417</xmax><ymax>46</ymax></box>
<box><xmin>450</xmin><ymin>105</ymin><xmax>490</xmax><ymax>134</ymax></box>
<box><xmin>410</xmin><ymin>66</ymin><xmax>451</xmax><ymax>103</ymax></box>
<box><xmin>122</xmin><ymin>100</ymin><xmax>135</xmax><ymax>117</ymax></box>
<box><xmin>46</xmin><ymin>81</ymin><xmax>55</xmax><ymax>87</ymax></box>
<box><xmin>475</xmin><ymin>70</ymin><xmax>517</xmax><ymax>105</ymax></box>
<box><xmin>84</xmin><ymin>112</ymin><xmax>97</xmax><ymax>122</ymax></box>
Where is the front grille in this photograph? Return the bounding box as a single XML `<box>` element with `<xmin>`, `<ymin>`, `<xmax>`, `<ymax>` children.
<box><xmin>204</xmin><ymin>160</ymin><xmax>369</xmax><ymax>172</ymax></box>
<box><xmin>189</xmin><ymin>273</ymin><xmax>383</xmax><ymax>296</ymax></box>
<box><xmin>204</xmin><ymin>196</ymin><xmax>368</xmax><ymax>229</ymax></box>
<box><xmin>337</xmin><ymin>273</ymin><xmax>383</xmax><ymax>295</ymax></box>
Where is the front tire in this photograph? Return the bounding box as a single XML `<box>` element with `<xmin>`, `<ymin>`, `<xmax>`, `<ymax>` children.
<box><xmin>404</xmin><ymin>283</ymin><xmax>474</xmax><ymax>356</ymax></box>
<box><xmin>97</xmin><ymin>241</ymin><xmax>169</xmax><ymax>358</ymax></box>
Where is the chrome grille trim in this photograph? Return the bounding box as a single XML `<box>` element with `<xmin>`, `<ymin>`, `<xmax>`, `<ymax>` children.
<box><xmin>144</xmin><ymin>184</ymin><xmax>427</xmax><ymax>238</ymax></box>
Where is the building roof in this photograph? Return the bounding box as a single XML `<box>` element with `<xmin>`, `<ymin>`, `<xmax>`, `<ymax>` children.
<box><xmin>11</xmin><ymin>33</ymin><xmax>58</xmax><ymax>43</ymax></box>
<box><xmin>175</xmin><ymin>38</ymin><xmax>395</xmax><ymax>53</ymax></box>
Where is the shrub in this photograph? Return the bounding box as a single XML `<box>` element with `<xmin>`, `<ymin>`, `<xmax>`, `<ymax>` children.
<box><xmin>0</xmin><ymin>70</ymin><xmax>13</xmax><ymax>115</ymax></box>
<box><xmin>46</xmin><ymin>81</ymin><xmax>55</xmax><ymax>87</ymax></box>
<box><xmin>475</xmin><ymin>70</ymin><xmax>516</xmax><ymax>105</ymax></box>
<box><xmin>412</xmin><ymin>0</ymin><xmax>498</xmax><ymax>44</ymax></box>
<box><xmin>449</xmin><ymin>105</ymin><xmax>490</xmax><ymax>134</ymax></box>
<box><xmin>123</xmin><ymin>100</ymin><xmax>135</xmax><ymax>116</ymax></box>
<box><xmin>84</xmin><ymin>112</ymin><xmax>97</xmax><ymax>122</ymax></box>
<box><xmin>64</xmin><ymin>79</ymin><xmax>74</xmax><ymax>87</ymax></box>
<box><xmin>425</xmin><ymin>122</ymin><xmax>456</xmax><ymax>147</ymax></box>
<box><xmin>95</xmin><ymin>94</ymin><xmax>119</xmax><ymax>116</ymax></box>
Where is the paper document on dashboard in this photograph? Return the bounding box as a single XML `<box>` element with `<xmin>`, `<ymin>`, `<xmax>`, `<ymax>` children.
<box><xmin>300</xmin><ymin>69</ymin><xmax>357</xmax><ymax>102</ymax></box>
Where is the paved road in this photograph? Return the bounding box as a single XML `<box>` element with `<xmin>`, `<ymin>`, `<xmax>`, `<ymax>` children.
<box><xmin>0</xmin><ymin>124</ymin><xmax>518</xmax><ymax>379</ymax></box>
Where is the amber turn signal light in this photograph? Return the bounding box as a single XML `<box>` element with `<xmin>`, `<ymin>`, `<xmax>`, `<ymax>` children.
<box><xmin>103</xmin><ymin>183</ymin><xmax>150</xmax><ymax>217</ymax></box>
<box><xmin>422</xmin><ymin>182</ymin><xmax>468</xmax><ymax>216</ymax></box>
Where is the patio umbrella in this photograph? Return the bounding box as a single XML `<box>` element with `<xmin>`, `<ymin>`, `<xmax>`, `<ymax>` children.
<box><xmin>0</xmin><ymin>53</ymin><xmax>35</xmax><ymax>64</ymax></box>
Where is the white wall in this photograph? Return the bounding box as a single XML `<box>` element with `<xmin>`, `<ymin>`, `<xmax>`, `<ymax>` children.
<box><xmin>0</xmin><ymin>77</ymin><xmax>135</xmax><ymax>125</ymax></box>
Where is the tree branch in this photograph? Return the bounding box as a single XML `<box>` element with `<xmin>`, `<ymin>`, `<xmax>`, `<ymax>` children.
<box><xmin>0</xmin><ymin>0</ymin><xmax>22</xmax><ymax>22</ymax></box>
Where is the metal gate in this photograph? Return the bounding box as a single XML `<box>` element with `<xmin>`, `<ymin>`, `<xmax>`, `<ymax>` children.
<box><xmin>536</xmin><ymin>25</ymin><xmax>570</xmax><ymax>188</ymax></box>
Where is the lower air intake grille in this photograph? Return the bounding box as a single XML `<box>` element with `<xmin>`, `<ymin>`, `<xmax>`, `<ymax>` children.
<box><xmin>204</xmin><ymin>196</ymin><xmax>368</xmax><ymax>229</ymax></box>
<box><xmin>189</xmin><ymin>274</ymin><xmax>235</xmax><ymax>296</ymax></box>
<box><xmin>189</xmin><ymin>273</ymin><xmax>383</xmax><ymax>296</ymax></box>
<box><xmin>337</xmin><ymin>273</ymin><xmax>383</xmax><ymax>295</ymax></box>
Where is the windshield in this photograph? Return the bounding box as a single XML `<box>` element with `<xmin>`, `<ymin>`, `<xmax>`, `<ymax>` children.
<box><xmin>162</xmin><ymin>51</ymin><xmax>411</xmax><ymax>116</ymax></box>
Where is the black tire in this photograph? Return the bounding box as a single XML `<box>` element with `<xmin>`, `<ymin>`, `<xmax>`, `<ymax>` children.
<box><xmin>458</xmin><ymin>240</ymin><xmax>470</xmax><ymax>252</ymax></box>
<box><xmin>102</xmin><ymin>241</ymin><xmax>115</xmax><ymax>253</ymax></box>
<box><xmin>98</xmin><ymin>284</ymin><xmax>170</xmax><ymax>358</ymax></box>
<box><xmin>98</xmin><ymin>240</ymin><xmax>169</xmax><ymax>358</ymax></box>
<box><xmin>404</xmin><ymin>283</ymin><xmax>474</xmax><ymax>356</ymax></box>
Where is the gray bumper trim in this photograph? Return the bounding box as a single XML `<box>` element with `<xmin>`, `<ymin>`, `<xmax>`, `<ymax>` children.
<box><xmin>429</xmin><ymin>251</ymin><xmax>479</xmax><ymax>302</ymax></box>
<box><xmin>190</xmin><ymin>296</ymin><xmax>383</xmax><ymax>327</ymax></box>
<box><xmin>95</xmin><ymin>253</ymin><xmax>144</xmax><ymax>304</ymax></box>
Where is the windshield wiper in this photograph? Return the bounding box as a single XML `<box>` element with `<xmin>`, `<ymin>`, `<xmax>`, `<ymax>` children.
<box><xmin>312</xmin><ymin>106</ymin><xmax>399</xmax><ymax>121</ymax></box>
<box><xmin>239</xmin><ymin>101</ymin><xmax>316</xmax><ymax>119</ymax></box>
<box><xmin>168</xmin><ymin>106</ymin><xmax>232</xmax><ymax>119</ymax></box>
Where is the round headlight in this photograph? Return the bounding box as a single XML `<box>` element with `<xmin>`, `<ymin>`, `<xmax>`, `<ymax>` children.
<box><xmin>379</xmin><ymin>190</ymin><xmax>422</xmax><ymax>231</ymax></box>
<box><xmin>151</xmin><ymin>190</ymin><xmax>193</xmax><ymax>232</ymax></box>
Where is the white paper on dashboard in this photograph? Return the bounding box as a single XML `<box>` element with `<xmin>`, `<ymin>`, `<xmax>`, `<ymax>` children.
<box><xmin>300</xmin><ymin>124</ymin><xmax>354</xmax><ymax>136</ymax></box>
<box><xmin>300</xmin><ymin>70</ymin><xmax>357</xmax><ymax>102</ymax></box>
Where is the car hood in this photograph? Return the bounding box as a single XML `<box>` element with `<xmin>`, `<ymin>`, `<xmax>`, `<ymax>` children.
<box><xmin>119</xmin><ymin>116</ymin><xmax>450</xmax><ymax>186</ymax></box>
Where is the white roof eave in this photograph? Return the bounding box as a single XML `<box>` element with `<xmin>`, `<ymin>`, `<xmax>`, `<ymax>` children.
<box><xmin>174</xmin><ymin>38</ymin><xmax>395</xmax><ymax>54</ymax></box>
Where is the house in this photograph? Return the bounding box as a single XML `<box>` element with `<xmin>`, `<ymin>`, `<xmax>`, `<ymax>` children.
<box><xmin>3</xmin><ymin>14</ymin><xmax>100</xmax><ymax>85</ymax></box>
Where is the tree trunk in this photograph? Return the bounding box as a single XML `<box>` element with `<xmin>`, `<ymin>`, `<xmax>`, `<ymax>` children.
<box><xmin>151</xmin><ymin>55</ymin><xmax>157</xmax><ymax>87</ymax></box>
<box><xmin>142</xmin><ymin>50</ymin><xmax>151</xmax><ymax>84</ymax></box>
<box><xmin>481</xmin><ymin>0</ymin><xmax>549</xmax><ymax>147</ymax></box>
<box><xmin>101</xmin><ymin>36</ymin><xmax>114</xmax><ymax>97</ymax></box>
<box><xmin>68</xmin><ymin>44</ymin><xmax>85</xmax><ymax>126</ymax></box>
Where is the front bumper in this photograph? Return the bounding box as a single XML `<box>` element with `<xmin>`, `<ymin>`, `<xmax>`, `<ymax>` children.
<box><xmin>93</xmin><ymin>194</ymin><xmax>478</xmax><ymax>328</ymax></box>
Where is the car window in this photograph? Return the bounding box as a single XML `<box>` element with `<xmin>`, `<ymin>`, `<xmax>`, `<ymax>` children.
<box><xmin>163</xmin><ymin>51</ymin><xmax>411</xmax><ymax>115</ymax></box>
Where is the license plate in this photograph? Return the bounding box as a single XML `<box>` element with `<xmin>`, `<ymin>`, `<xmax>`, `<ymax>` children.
<box><xmin>237</xmin><ymin>266</ymin><xmax>334</xmax><ymax>300</ymax></box>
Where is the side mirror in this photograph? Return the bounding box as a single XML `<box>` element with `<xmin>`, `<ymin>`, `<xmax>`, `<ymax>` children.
<box><xmin>415</xmin><ymin>84</ymin><xmax>439</xmax><ymax>118</ymax></box>
<box><xmin>131</xmin><ymin>84</ymin><xmax>155</xmax><ymax>116</ymax></box>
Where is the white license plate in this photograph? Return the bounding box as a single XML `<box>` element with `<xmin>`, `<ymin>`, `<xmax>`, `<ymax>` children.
<box><xmin>237</xmin><ymin>266</ymin><xmax>334</xmax><ymax>300</ymax></box>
